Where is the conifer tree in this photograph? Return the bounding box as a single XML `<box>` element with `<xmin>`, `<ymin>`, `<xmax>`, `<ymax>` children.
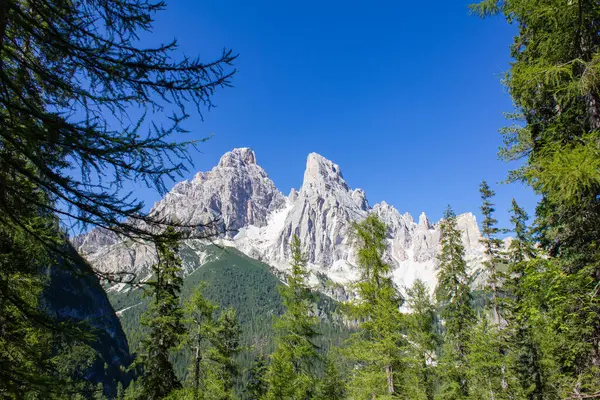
<box><xmin>0</xmin><ymin>221</ymin><xmax>57</xmax><ymax>397</ymax></box>
<box><xmin>185</xmin><ymin>286</ymin><xmax>219</xmax><ymax>398</ymax></box>
<box><xmin>504</xmin><ymin>200</ymin><xmax>546</xmax><ymax>400</ymax></box>
<box><xmin>344</xmin><ymin>214</ymin><xmax>406</xmax><ymax>399</ymax></box>
<box><xmin>265</xmin><ymin>235</ymin><xmax>320</xmax><ymax>400</ymax></box>
<box><xmin>507</xmin><ymin>200</ymin><xmax>536</xmax><ymax>265</ymax></box>
<box><xmin>471</xmin><ymin>1</ymin><xmax>600</xmax><ymax>393</ymax></box>
<box><xmin>138</xmin><ymin>227</ymin><xmax>186</xmax><ymax>399</ymax></box>
<box><xmin>467</xmin><ymin>318</ymin><xmax>520</xmax><ymax>400</ymax></box>
<box><xmin>479</xmin><ymin>181</ymin><xmax>504</xmax><ymax>322</ymax></box>
<box><xmin>0</xmin><ymin>0</ymin><xmax>234</xmax><ymax>395</ymax></box>
<box><xmin>435</xmin><ymin>206</ymin><xmax>476</xmax><ymax>400</ymax></box>
<box><xmin>315</xmin><ymin>356</ymin><xmax>346</xmax><ymax>400</ymax></box>
<box><xmin>206</xmin><ymin>308</ymin><xmax>242</xmax><ymax>399</ymax></box>
<box><xmin>244</xmin><ymin>354</ymin><xmax>269</xmax><ymax>400</ymax></box>
<box><xmin>405</xmin><ymin>279</ymin><xmax>438</xmax><ymax>400</ymax></box>
<box><xmin>93</xmin><ymin>382</ymin><xmax>105</xmax><ymax>400</ymax></box>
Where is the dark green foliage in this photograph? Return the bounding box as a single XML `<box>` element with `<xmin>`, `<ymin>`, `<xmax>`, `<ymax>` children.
<box><xmin>472</xmin><ymin>0</ymin><xmax>600</xmax><ymax>395</ymax></box>
<box><xmin>0</xmin><ymin>222</ymin><xmax>57</xmax><ymax>398</ymax></box>
<box><xmin>344</xmin><ymin>214</ymin><xmax>407</xmax><ymax>399</ymax></box>
<box><xmin>405</xmin><ymin>279</ymin><xmax>438</xmax><ymax>400</ymax></box>
<box><xmin>315</xmin><ymin>356</ymin><xmax>346</xmax><ymax>400</ymax></box>
<box><xmin>0</xmin><ymin>0</ymin><xmax>234</xmax><ymax>396</ymax></box>
<box><xmin>265</xmin><ymin>235</ymin><xmax>321</xmax><ymax>399</ymax></box>
<box><xmin>203</xmin><ymin>308</ymin><xmax>243</xmax><ymax>399</ymax></box>
<box><xmin>479</xmin><ymin>181</ymin><xmax>505</xmax><ymax>321</ymax></box>
<box><xmin>185</xmin><ymin>286</ymin><xmax>219</xmax><ymax>398</ymax></box>
<box><xmin>243</xmin><ymin>354</ymin><xmax>269</xmax><ymax>400</ymax></box>
<box><xmin>504</xmin><ymin>200</ymin><xmax>546</xmax><ymax>400</ymax></box>
<box><xmin>435</xmin><ymin>206</ymin><xmax>476</xmax><ymax>400</ymax></box>
<box><xmin>467</xmin><ymin>317</ymin><xmax>519</xmax><ymax>400</ymax></box>
<box><xmin>109</xmin><ymin>244</ymin><xmax>349</xmax><ymax>396</ymax></box>
<box><xmin>138</xmin><ymin>228</ymin><xmax>186</xmax><ymax>399</ymax></box>
<box><xmin>117</xmin><ymin>382</ymin><xmax>124</xmax><ymax>400</ymax></box>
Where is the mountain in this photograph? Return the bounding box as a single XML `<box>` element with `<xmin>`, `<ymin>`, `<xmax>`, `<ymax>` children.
<box><xmin>42</xmin><ymin>245</ymin><xmax>132</xmax><ymax>394</ymax></box>
<box><xmin>108</xmin><ymin>244</ymin><xmax>347</xmax><ymax>381</ymax></box>
<box><xmin>74</xmin><ymin>147</ymin><xmax>486</xmax><ymax>293</ymax></box>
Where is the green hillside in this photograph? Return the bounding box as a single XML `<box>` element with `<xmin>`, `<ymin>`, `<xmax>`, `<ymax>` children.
<box><xmin>108</xmin><ymin>245</ymin><xmax>349</xmax><ymax>382</ymax></box>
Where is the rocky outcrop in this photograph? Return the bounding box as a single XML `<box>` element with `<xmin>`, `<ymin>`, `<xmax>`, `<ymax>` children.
<box><xmin>272</xmin><ymin>153</ymin><xmax>369</xmax><ymax>267</ymax></box>
<box><xmin>42</xmin><ymin>246</ymin><xmax>131</xmax><ymax>394</ymax></box>
<box><xmin>149</xmin><ymin>147</ymin><xmax>286</xmax><ymax>236</ymax></box>
<box><xmin>75</xmin><ymin>148</ymin><xmax>487</xmax><ymax>293</ymax></box>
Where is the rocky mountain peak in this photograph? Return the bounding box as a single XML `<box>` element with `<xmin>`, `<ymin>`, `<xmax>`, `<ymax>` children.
<box><xmin>76</xmin><ymin>148</ymin><xmax>490</xmax><ymax>295</ymax></box>
<box><xmin>352</xmin><ymin>189</ymin><xmax>369</xmax><ymax>211</ymax></box>
<box><xmin>301</xmin><ymin>152</ymin><xmax>349</xmax><ymax>194</ymax></box>
<box><xmin>218</xmin><ymin>147</ymin><xmax>257</xmax><ymax>168</ymax></box>
<box><xmin>418</xmin><ymin>212</ymin><xmax>432</xmax><ymax>229</ymax></box>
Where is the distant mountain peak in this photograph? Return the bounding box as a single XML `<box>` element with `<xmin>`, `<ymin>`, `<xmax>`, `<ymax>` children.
<box><xmin>218</xmin><ymin>147</ymin><xmax>257</xmax><ymax>168</ymax></box>
<box><xmin>301</xmin><ymin>152</ymin><xmax>349</xmax><ymax>193</ymax></box>
<box><xmin>75</xmin><ymin>148</ymin><xmax>488</xmax><ymax>293</ymax></box>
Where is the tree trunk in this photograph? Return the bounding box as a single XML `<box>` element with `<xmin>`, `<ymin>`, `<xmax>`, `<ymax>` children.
<box><xmin>194</xmin><ymin>341</ymin><xmax>201</xmax><ymax>399</ymax></box>
<box><xmin>386</xmin><ymin>364</ymin><xmax>394</xmax><ymax>394</ymax></box>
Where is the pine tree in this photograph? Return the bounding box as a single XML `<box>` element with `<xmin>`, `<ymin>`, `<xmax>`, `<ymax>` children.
<box><xmin>479</xmin><ymin>181</ymin><xmax>504</xmax><ymax>322</ymax></box>
<box><xmin>435</xmin><ymin>206</ymin><xmax>476</xmax><ymax>400</ymax></box>
<box><xmin>471</xmin><ymin>1</ymin><xmax>600</xmax><ymax>394</ymax></box>
<box><xmin>507</xmin><ymin>200</ymin><xmax>536</xmax><ymax>265</ymax></box>
<box><xmin>315</xmin><ymin>355</ymin><xmax>346</xmax><ymax>400</ymax></box>
<box><xmin>123</xmin><ymin>379</ymin><xmax>143</xmax><ymax>400</ymax></box>
<box><xmin>405</xmin><ymin>279</ymin><xmax>438</xmax><ymax>400</ymax></box>
<box><xmin>474</xmin><ymin>181</ymin><xmax>514</xmax><ymax>399</ymax></box>
<box><xmin>0</xmin><ymin>221</ymin><xmax>57</xmax><ymax>397</ymax></box>
<box><xmin>265</xmin><ymin>235</ymin><xmax>320</xmax><ymax>400</ymax></box>
<box><xmin>467</xmin><ymin>318</ymin><xmax>520</xmax><ymax>400</ymax></box>
<box><xmin>0</xmin><ymin>0</ymin><xmax>235</xmax><ymax>395</ymax></box>
<box><xmin>504</xmin><ymin>201</ymin><xmax>546</xmax><ymax>400</ymax></box>
<box><xmin>185</xmin><ymin>286</ymin><xmax>219</xmax><ymax>398</ymax></box>
<box><xmin>344</xmin><ymin>214</ymin><xmax>406</xmax><ymax>399</ymax></box>
<box><xmin>206</xmin><ymin>308</ymin><xmax>242</xmax><ymax>399</ymax></box>
<box><xmin>138</xmin><ymin>227</ymin><xmax>186</xmax><ymax>400</ymax></box>
<box><xmin>244</xmin><ymin>354</ymin><xmax>269</xmax><ymax>400</ymax></box>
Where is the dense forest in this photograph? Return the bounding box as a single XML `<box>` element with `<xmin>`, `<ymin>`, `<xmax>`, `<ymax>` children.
<box><xmin>2</xmin><ymin>0</ymin><xmax>600</xmax><ymax>399</ymax></box>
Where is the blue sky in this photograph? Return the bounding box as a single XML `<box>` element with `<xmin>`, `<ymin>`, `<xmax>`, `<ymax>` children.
<box><xmin>132</xmin><ymin>0</ymin><xmax>538</xmax><ymax>228</ymax></box>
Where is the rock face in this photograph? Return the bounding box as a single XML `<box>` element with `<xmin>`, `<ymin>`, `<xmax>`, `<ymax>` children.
<box><xmin>74</xmin><ymin>148</ymin><xmax>486</xmax><ymax>292</ymax></box>
<box><xmin>42</xmin><ymin>245</ymin><xmax>131</xmax><ymax>393</ymax></box>
<box><xmin>150</xmin><ymin>147</ymin><xmax>286</xmax><ymax>236</ymax></box>
<box><xmin>273</xmin><ymin>153</ymin><xmax>370</xmax><ymax>267</ymax></box>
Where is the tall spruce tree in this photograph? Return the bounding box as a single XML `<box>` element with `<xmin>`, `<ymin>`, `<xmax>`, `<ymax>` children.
<box><xmin>435</xmin><ymin>206</ymin><xmax>476</xmax><ymax>400</ymax></box>
<box><xmin>471</xmin><ymin>181</ymin><xmax>513</xmax><ymax>399</ymax></box>
<box><xmin>244</xmin><ymin>354</ymin><xmax>269</xmax><ymax>400</ymax></box>
<box><xmin>405</xmin><ymin>279</ymin><xmax>438</xmax><ymax>400</ymax></box>
<box><xmin>205</xmin><ymin>308</ymin><xmax>242</xmax><ymax>399</ymax></box>
<box><xmin>344</xmin><ymin>214</ymin><xmax>406</xmax><ymax>399</ymax></box>
<box><xmin>315</xmin><ymin>355</ymin><xmax>346</xmax><ymax>400</ymax></box>
<box><xmin>138</xmin><ymin>227</ymin><xmax>186</xmax><ymax>400</ymax></box>
<box><xmin>185</xmin><ymin>286</ymin><xmax>219</xmax><ymax>399</ymax></box>
<box><xmin>265</xmin><ymin>235</ymin><xmax>320</xmax><ymax>400</ymax></box>
<box><xmin>471</xmin><ymin>1</ymin><xmax>600</xmax><ymax>394</ymax></box>
<box><xmin>467</xmin><ymin>317</ymin><xmax>520</xmax><ymax>400</ymax></box>
<box><xmin>504</xmin><ymin>200</ymin><xmax>546</xmax><ymax>400</ymax></box>
<box><xmin>479</xmin><ymin>181</ymin><xmax>504</xmax><ymax>322</ymax></box>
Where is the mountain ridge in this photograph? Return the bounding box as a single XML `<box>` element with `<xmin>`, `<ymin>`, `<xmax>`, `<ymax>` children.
<box><xmin>74</xmin><ymin>148</ymin><xmax>486</xmax><ymax>292</ymax></box>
